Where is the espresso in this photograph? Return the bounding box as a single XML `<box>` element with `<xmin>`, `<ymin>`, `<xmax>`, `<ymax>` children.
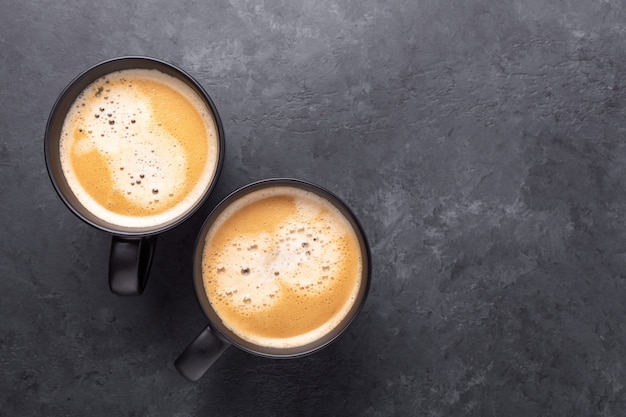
<box><xmin>59</xmin><ymin>68</ymin><xmax>219</xmax><ymax>229</ymax></box>
<box><xmin>201</xmin><ymin>186</ymin><xmax>363</xmax><ymax>349</ymax></box>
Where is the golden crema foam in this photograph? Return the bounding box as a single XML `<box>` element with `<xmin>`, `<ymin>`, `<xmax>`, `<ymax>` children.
<box><xmin>59</xmin><ymin>68</ymin><xmax>219</xmax><ymax>229</ymax></box>
<box><xmin>202</xmin><ymin>186</ymin><xmax>363</xmax><ymax>349</ymax></box>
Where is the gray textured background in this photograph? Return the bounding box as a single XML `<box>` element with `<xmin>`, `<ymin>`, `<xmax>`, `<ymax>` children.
<box><xmin>2</xmin><ymin>0</ymin><xmax>626</xmax><ymax>415</ymax></box>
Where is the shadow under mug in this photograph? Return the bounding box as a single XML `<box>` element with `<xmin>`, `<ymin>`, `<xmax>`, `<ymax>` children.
<box><xmin>175</xmin><ymin>178</ymin><xmax>371</xmax><ymax>382</ymax></box>
<box><xmin>44</xmin><ymin>56</ymin><xmax>225</xmax><ymax>296</ymax></box>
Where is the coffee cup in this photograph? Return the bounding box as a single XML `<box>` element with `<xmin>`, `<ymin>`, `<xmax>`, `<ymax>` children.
<box><xmin>45</xmin><ymin>56</ymin><xmax>224</xmax><ymax>295</ymax></box>
<box><xmin>175</xmin><ymin>178</ymin><xmax>371</xmax><ymax>381</ymax></box>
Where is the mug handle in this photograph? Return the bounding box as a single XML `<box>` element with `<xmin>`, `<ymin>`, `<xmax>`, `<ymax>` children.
<box><xmin>108</xmin><ymin>235</ymin><xmax>157</xmax><ymax>296</ymax></box>
<box><xmin>175</xmin><ymin>326</ymin><xmax>230</xmax><ymax>382</ymax></box>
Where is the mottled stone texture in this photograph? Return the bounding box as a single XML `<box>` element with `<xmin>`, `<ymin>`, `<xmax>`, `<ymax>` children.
<box><xmin>1</xmin><ymin>0</ymin><xmax>626</xmax><ymax>415</ymax></box>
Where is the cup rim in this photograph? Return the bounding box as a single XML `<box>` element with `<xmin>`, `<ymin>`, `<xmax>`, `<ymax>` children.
<box><xmin>192</xmin><ymin>178</ymin><xmax>372</xmax><ymax>358</ymax></box>
<box><xmin>44</xmin><ymin>56</ymin><xmax>225</xmax><ymax>236</ymax></box>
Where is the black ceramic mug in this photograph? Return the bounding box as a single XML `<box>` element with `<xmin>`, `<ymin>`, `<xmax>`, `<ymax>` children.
<box><xmin>175</xmin><ymin>179</ymin><xmax>371</xmax><ymax>381</ymax></box>
<box><xmin>45</xmin><ymin>57</ymin><xmax>225</xmax><ymax>296</ymax></box>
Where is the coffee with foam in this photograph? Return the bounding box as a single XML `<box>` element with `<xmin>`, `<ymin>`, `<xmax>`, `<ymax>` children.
<box><xmin>201</xmin><ymin>186</ymin><xmax>363</xmax><ymax>349</ymax></box>
<box><xmin>59</xmin><ymin>68</ymin><xmax>219</xmax><ymax>229</ymax></box>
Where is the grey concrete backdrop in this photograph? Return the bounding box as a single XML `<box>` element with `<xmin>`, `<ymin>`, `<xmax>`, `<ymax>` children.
<box><xmin>1</xmin><ymin>0</ymin><xmax>626</xmax><ymax>416</ymax></box>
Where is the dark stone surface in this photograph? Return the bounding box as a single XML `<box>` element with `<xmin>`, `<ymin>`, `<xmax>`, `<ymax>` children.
<box><xmin>1</xmin><ymin>0</ymin><xmax>626</xmax><ymax>415</ymax></box>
